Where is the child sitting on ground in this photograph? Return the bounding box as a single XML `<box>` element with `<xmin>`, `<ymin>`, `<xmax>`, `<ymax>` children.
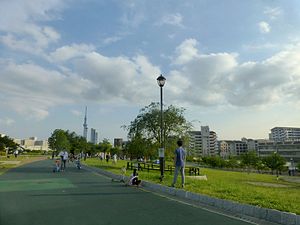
<box><xmin>129</xmin><ymin>168</ymin><xmax>141</xmax><ymax>186</ymax></box>
<box><xmin>53</xmin><ymin>158</ymin><xmax>60</xmax><ymax>173</ymax></box>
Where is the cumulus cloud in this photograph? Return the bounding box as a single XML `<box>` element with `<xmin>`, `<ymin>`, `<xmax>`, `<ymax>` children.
<box><xmin>0</xmin><ymin>44</ymin><xmax>162</xmax><ymax>119</ymax></box>
<box><xmin>168</xmin><ymin>39</ymin><xmax>300</xmax><ymax>107</ymax></box>
<box><xmin>0</xmin><ymin>59</ymin><xmax>92</xmax><ymax>120</ymax></box>
<box><xmin>49</xmin><ymin>44</ymin><xmax>95</xmax><ymax>62</ymax></box>
<box><xmin>258</xmin><ymin>21</ymin><xmax>271</xmax><ymax>33</ymax></box>
<box><xmin>0</xmin><ymin>0</ymin><xmax>63</xmax><ymax>54</ymax></box>
<box><xmin>174</xmin><ymin>39</ymin><xmax>199</xmax><ymax>65</ymax></box>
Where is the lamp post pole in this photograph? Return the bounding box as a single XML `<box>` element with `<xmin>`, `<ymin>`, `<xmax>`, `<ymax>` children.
<box><xmin>157</xmin><ymin>74</ymin><xmax>166</xmax><ymax>181</ymax></box>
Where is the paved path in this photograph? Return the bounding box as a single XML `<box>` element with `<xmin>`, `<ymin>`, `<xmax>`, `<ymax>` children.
<box><xmin>0</xmin><ymin>159</ymin><xmax>256</xmax><ymax>225</ymax></box>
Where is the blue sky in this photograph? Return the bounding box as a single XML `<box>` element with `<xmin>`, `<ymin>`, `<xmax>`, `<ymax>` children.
<box><xmin>1</xmin><ymin>0</ymin><xmax>300</xmax><ymax>142</ymax></box>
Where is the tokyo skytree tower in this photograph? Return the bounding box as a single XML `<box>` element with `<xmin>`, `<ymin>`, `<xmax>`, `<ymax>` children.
<box><xmin>83</xmin><ymin>106</ymin><xmax>88</xmax><ymax>140</ymax></box>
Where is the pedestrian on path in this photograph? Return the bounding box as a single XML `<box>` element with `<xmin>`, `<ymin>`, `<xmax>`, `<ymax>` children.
<box><xmin>62</xmin><ymin>150</ymin><xmax>68</xmax><ymax>171</ymax></box>
<box><xmin>171</xmin><ymin>140</ymin><xmax>186</xmax><ymax>188</ymax></box>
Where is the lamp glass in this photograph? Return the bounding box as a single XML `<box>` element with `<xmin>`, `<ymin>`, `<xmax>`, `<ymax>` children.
<box><xmin>157</xmin><ymin>75</ymin><xmax>166</xmax><ymax>87</ymax></box>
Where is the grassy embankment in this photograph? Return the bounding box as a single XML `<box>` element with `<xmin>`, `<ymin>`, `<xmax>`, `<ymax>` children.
<box><xmin>84</xmin><ymin>158</ymin><xmax>300</xmax><ymax>215</ymax></box>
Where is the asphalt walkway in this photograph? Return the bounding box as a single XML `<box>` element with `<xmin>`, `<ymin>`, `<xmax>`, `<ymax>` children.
<box><xmin>0</xmin><ymin>159</ymin><xmax>257</xmax><ymax>225</ymax></box>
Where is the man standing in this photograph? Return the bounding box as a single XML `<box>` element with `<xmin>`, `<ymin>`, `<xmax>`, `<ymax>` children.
<box><xmin>171</xmin><ymin>140</ymin><xmax>186</xmax><ymax>188</ymax></box>
<box><xmin>62</xmin><ymin>150</ymin><xmax>68</xmax><ymax>171</ymax></box>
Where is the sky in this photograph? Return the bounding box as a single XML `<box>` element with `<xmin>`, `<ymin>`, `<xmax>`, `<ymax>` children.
<box><xmin>1</xmin><ymin>0</ymin><xmax>300</xmax><ymax>143</ymax></box>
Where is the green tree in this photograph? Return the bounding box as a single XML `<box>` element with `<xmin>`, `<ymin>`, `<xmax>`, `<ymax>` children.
<box><xmin>124</xmin><ymin>102</ymin><xmax>191</xmax><ymax>158</ymax></box>
<box><xmin>240</xmin><ymin>150</ymin><xmax>259</xmax><ymax>173</ymax></box>
<box><xmin>0</xmin><ymin>135</ymin><xmax>18</xmax><ymax>152</ymax></box>
<box><xmin>48</xmin><ymin>129</ymin><xmax>71</xmax><ymax>153</ymax></box>
<box><xmin>225</xmin><ymin>156</ymin><xmax>240</xmax><ymax>169</ymax></box>
<box><xmin>124</xmin><ymin>134</ymin><xmax>156</xmax><ymax>160</ymax></box>
<box><xmin>99</xmin><ymin>139</ymin><xmax>112</xmax><ymax>154</ymax></box>
<box><xmin>263</xmin><ymin>152</ymin><xmax>286</xmax><ymax>177</ymax></box>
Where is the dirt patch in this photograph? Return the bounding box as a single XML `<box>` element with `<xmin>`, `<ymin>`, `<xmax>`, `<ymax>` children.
<box><xmin>187</xmin><ymin>175</ymin><xmax>208</xmax><ymax>180</ymax></box>
<box><xmin>247</xmin><ymin>181</ymin><xmax>291</xmax><ymax>188</ymax></box>
<box><xmin>0</xmin><ymin>161</ymin><xmax>21</xmax><ymax>165</ymax></box>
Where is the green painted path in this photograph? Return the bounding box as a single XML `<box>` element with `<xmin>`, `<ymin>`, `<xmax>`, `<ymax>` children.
<box><xmin>0</xmin><ymin>159</ymin><xmax>255</xmax><ymax>225</ymax></box>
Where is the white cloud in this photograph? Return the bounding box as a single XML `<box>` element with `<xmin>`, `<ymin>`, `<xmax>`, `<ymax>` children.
<box><xmin>49</xmin><ymin>44</ymin><xmax>95</xmax><ymax>62</ymax></box>
<box><xmin>0</xmin><ymin>0</ymin><xmax>63</xmax><ymax>54</ymax></box>
<box><xmin>174</xmin><ymin>39</ymin><xmax>199</xmax><ymax>65</ymax></box>
<box><xmin>264</xmin><ymin>7</ymin><xmax>282</xmax><ymax>20</ymax></box>
<box><xmin>0</xmin><ymin>118</ymin><xmax>15</xmax><ymax>126</ymax></box>
<box><xmin>258</xmin><ymin>21</ymin><xmax>271</xmax><ymax>33</ymax></box>
<box><xmin>168</xmin><ymin>39</ymin><xmax>300</xmax><ymax>108</ymax></box>
<box><xmin>242</xmin><ymin>42</ymin><xmax>276</xmax><ymax>51</ymax></box>
<box><xmin>157</xmin><ymin>13</ymin><xmax>184</xmax><ymax>27</ymax></box>
<box><xmin>0</xmin><ymin>59</ymin><xmax>92</xmax><ymax>120</ymax></box>
<box><xmin>2</xmin><ymin>34</ymin><xmax>300</xmax><ymax>122</ymax></box>
<box><xmin>74</xmin><ymin>52</ymin><xmax>161</xmax><ymax>104</ymax></box>
<box><xmin>103</xmin><ymin>36</ymin><xmax>123</xmax><ymax>45</ymax></box>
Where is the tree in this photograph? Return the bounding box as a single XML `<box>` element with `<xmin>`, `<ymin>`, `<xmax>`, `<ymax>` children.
<box><xmin>124</xmin><ymin>102</ymin><xmax>192</xmax><ymax>158</ymax></box>
<box><xmin>0</xmin><ymin>135</ymin><xmax>18</xmax><ymax>152</ymax></box>
<box><xmin>124</xmin><ymin>134</ymin><xmax>156</xmax><ymax>159</ymax></box>
<box><xmin>263</xmin><ymin>152</ymin><xmax>286</xmax><ymax>177</ymax></box>
<box><xmin>99</xmin><ymin>139</ymin><xmax>112</xmax><ymax>154</ymax></box>
<box><xmin>48</xmin><ymin>129</ymin><xmax>71</xmax><ymax>153</ymax></box>
<box><xmin>240</xmin><ymin>151</ymin><xmax>259</xmax><ymax>173</ymax></box>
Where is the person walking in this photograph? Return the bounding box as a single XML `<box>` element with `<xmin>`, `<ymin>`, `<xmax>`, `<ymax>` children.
<box><xmin>62</xmin><ymin>150</ymin><xmax>68</xmax><ymax>171</ymax></box>
<box><xmin>171</xmin><ymin>140</ymin><xmax>186</xmax><ymax>188</ymax></box>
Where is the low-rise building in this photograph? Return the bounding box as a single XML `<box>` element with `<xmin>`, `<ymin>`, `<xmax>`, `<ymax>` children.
<box><xmin>13</xmin><ymin>137</ymin><xmax>49</xmax><ymax>151</ymax></box>
<box><xmin>257</xmin><ymin>140</ymin><xmax>300</xmax><ymax>162</ymax></box>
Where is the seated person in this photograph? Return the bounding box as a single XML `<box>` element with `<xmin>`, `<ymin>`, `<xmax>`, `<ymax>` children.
<box><xmin>129</xmin><ymin>169</ymin><xmax>141</xmax><ymax>186</ymax></box>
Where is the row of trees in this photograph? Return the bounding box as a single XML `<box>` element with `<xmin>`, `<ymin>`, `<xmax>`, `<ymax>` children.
<box><xmin>201</xmin><ymin>151</ymin><xmax>287</xmax><ymax>175</ymax></box>
<box><xmin>48</xmin><ymin>129</ymin><xmax>120</xmax><ymax>156</ymax></box>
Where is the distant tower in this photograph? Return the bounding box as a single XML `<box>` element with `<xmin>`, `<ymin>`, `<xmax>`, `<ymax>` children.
<box><xmin>83</xmin><ymin>106</ymin><xmax>88</xmax><ymax>140</ymax></box>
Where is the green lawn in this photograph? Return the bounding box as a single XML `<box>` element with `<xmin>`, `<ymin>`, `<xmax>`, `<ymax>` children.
<box><xmin>0</xmin><ymin>155</ymin><xmax>47</xmax><ymax>175</ymax></box>
<box><xmin>84</xmin><ymin>158</ymin><xmax>300</xmax><ymax>215</ymax></box>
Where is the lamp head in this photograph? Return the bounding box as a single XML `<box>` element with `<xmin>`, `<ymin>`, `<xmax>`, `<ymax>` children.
<box><xmin>157</xmin><ymin>74</ymin><xmax>166</xmax><ymax>87</ymax></box>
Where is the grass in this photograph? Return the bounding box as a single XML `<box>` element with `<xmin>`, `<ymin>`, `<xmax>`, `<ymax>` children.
<box><xmin>0</xmin><ymin>155</ymin><xmax>47</xmax><ymax>175</ymax></box>
<box><xmin>84</xmin><ymin>158</ymin><xmax>300</xmax><ymax>215</ymax></box>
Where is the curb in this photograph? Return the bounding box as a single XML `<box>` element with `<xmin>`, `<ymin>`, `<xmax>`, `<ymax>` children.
<box><xmin>84</xmin><ymin>165</ymin><xmax>299</xmax><ymax>225</ymax></box>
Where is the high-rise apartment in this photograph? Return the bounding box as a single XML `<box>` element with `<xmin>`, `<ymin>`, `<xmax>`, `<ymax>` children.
<box><xmin>269</xmin><ymin>127</ymin><xmax>300</xmax><ymax>142</ymax></box>
<box><xmin>188</xmin><ymin>126</ymin><xmax>217</xmax><ymax>157</ymax></box>
<box><xmin>90</xmin><ymin>128</ymin><xmax>98</xmax><ymax>144</ymax></box>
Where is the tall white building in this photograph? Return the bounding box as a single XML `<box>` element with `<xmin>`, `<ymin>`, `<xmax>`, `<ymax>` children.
<box><xmin>188</xmin><ymin>126</ymin><xmax>217</xmax><ymax>157</ymax></box>
<box><xmin>269</xmin><ymin>127</ymin><xmax>300</xmax><ymax>142</ymax></box>
<box><xmin>90</xmin><ymin>128</ymin><xmax>98</xmax><ymax>144</ymax></box>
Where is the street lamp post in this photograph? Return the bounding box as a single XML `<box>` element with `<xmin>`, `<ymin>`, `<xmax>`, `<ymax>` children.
<box><xmin>157</xmin><ymin>74</ymin><xmax>166</xmax><ymax>180</ymax></box>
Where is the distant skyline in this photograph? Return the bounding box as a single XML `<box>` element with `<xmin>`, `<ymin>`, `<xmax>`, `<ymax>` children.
<box><xmin>1</xmin><ymin>0</ymin><xmax>300</xmax><ymax>142</ymax></box>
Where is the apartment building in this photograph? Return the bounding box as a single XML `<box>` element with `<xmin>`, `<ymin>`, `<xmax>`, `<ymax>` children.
<box><xmin>258</xmin><ymin>139</ymin><xmax>300</xmax><ymax>162</ymax></box>
<box><xmin>188</xmin><ymin>126</ymin><xmax>218</xmax><ymax>157</ymax></box>
<box><xmin>269</xmin><ymin>127</ymin><xmax>300</xmax><ymax>142</ymax></box>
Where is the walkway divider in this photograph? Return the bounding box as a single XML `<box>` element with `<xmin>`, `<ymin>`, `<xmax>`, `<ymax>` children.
<box><xmin>83</xmin><ymin>165</ymin><xmax>300</xmax><ymax>225</ymax></box>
